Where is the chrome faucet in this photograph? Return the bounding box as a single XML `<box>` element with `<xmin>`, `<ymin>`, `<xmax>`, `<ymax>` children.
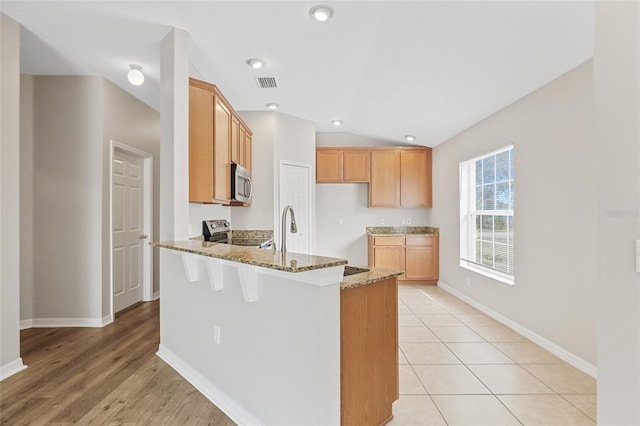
<box><xmin>280</xmin><ymin>205</ymin><xmax>298</xmax><ymax>253</ymax></box>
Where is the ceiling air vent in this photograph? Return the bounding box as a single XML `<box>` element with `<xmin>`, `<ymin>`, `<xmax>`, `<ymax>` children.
<box><xmin>255</xmin><ymin>77</ymin><xmax>278</xmax><ymax>89</ymax></box>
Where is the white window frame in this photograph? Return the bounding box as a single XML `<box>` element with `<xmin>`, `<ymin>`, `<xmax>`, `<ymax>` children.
<box><xmin>459</xmin><ymin>145</ymin><xmax>514</xmax><ymax>286</ymax></box>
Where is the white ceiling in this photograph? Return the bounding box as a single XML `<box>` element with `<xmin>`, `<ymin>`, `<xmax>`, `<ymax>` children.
<box><xmin>1</xmin><ymin>1</ymin><xmax>595</xmax><ymax>147</ymax></box>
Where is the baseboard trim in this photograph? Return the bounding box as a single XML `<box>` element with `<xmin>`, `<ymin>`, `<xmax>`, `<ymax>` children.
<box><xmin>102</xmin><ymin>314</ymin><xmax>114</xmax><ymax>327</ymax></box>
<box><xmin>157</xmin><ymin>344</ymin><xmax>262</xmax><ymax>425</ymax></box>
<box><xmin>20</xmin><ymin>317</ymin><xmax>107</xmax><ymax>328</ymax></box>
<box><xmin>0</xmin><ymin>358</ymin><xmax>27</xmax><ymax>381</ymax></box>
<box><xmin>436</xmin><ymin>280</ymin><xmax>597</xmax><ymax>379</ymax></box>
<box><xmin>152</xmin><ymin>291</ymin><xmax>160</xmax><ymax>300</ymax></box>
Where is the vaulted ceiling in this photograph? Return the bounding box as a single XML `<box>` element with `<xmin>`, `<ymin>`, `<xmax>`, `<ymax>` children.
<box><xmin>1</xmin><ymin>1</ymin><xmax>595</xmax><ymax>146</ymax></box>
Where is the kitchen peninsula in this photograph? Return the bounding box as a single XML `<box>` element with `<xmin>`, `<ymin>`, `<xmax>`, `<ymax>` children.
<box><xmin>153</xmin><ymin>240</ymin><xmax>402</xmax><ymax>425</ymax></box>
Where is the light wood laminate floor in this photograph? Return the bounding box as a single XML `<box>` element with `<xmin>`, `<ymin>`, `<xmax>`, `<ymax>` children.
<box><xmin>0</xmin><ymin>300</ymin><xmax>235</xmax><ymax>425</ymax></box>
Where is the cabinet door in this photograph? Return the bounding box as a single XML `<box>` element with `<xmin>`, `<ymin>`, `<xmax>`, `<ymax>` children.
<box><xmin>400</xmin><ymin>150</ymin><xmax>432</xmax><ymax>207</ymax></box>
<box><xmin>213</xmin><ymin>95</ymin><xmax>231</xmax><ymax>204</ymax></box>
<box><xmin>189</xmin><ymin>85</ymin><xmax>214</xmax><ymax>203</ymax></box>
<box><xmin>243</xmin><ymin>129</ymin><xmax>252</xmax><ymax>172</ymax></box>
<box><xmin>373</xmin><ymin>246</ymin><xmax>405</xmax><ymax>274</ymax></box>
<box><xmin>343</xmin><ymin>149</ymin><xmax>370</xmax><ymax>182</ymax></box>
<box><xmin>231</xmin><ymin>115</ymin><xmax>240</xmax><ymax>165</ymax></box>
<box><xmin>370</xmin><ymin>150</ymin><xmax>400</xmax><ymax>207</ymax></box>
<box><xmin>405</xmin><ymin>236</ymin><xmax>439</xmax><ymax>280</ymax></box>
<box><xmin>316</xmin><ymin>149</ymin><xmax>343</xmax><ymax>182</ymax></box>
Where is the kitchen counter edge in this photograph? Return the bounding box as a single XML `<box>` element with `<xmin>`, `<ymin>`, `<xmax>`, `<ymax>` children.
<box><xmin>341</xmin><ymin>266</ymin><xmax>404</xmax><ymax>291</ymax></box>
<box><xmin>152</xmin><ymin>240</ymin><xmax>347</xmax><ymax>273</ymax></box>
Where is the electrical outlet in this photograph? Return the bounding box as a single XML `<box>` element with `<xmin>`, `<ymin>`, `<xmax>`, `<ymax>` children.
<box><xmin>338</xmin><ymin>218</ymin><xmax>344</xmax><ymax>225</ymax></box>
<box><xmin>466</xmin><ymin>277</ymin><xmax>471</xmax><ymax>287</ymax></box>
<box><xmin>213</xmin><ymin>326</ymin><xmax>221</xmax><ymax>344</ymax></box>
<box><xmin>401</xmin><ymin>218</ymin><xmax>407</xmax><ymax>225</ymax></box>
<box><xmin>406</xmin><ymin>218</ymin><xmax>412</xmax><ymax>225</ymax></box>
<box><xmin>380</xmin><ymin>218</ymin><xmax>386</xmax><ymax>225</ymax></box>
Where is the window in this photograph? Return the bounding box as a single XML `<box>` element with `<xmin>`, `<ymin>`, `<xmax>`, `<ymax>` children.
<box><xmin>460</xmin><ymin>145</ymin><xmax>514</xmax><ymax>285</ymax></box>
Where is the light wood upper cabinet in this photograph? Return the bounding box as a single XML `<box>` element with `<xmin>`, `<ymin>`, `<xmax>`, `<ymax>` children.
<box><xmin>189</xmin><ymin>77</ymin><xmax>252</xmax><ymax>205</ymax></box>
<box><xmin>213</xmin><ymin>95</ymin><xmax>231</xmax><ymax>204</ymax></box>
<box><xmin>316</xmin><ymin>148</ymin><xmax>370</xmax><ymax>183</ymax></box>
<box><xmin>243</xmin><ymin>128</ymin><xmax>252</xmax><ymax>172</ymax></box>
<box><xmin>370</xmin><ymin>147</ymin><xmax>432</xmax><ymax>208</ymax></box>
<box><xmin>343</xmin><ymin>149</ymin><xmax>370</xmax><ymax>182</ymax></box>
<box><xmin>368</xmin><ymin>235</ymin><xmax>439</xmax><ymax>284</ymax></box>
<box><xmin>370</xmin><ymin>150</ymin><xmax>400</xmax><ymax>207</ymax></box>
<box><xmin>316</xmin><ymin>149</ymin><xmax>344</xmax><ymax>182</ymax></box>
<box><xmin>400</xmin><ymin>150</ymin><xmax>432</xmax><ymax>207</ymax></box>
<box><xmin>231</xmin><ymin>115</ymin><xmax>240</xmax><ymax>165</ymax></box>
<box><xmin>189</xmin><ymin>84</ymin><xmax>217</xmax><ymax>203</ymax></box>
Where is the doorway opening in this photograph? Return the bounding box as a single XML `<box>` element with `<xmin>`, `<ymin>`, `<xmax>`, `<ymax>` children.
<box><xmin>110</xmin><ymin>140</ymin><xmax>153</xmax><ymax>318</ymax></box>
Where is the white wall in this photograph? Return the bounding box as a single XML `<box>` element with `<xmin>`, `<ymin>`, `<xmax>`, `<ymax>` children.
<box><xmin>316</xmin><ymin>132</ymin><xmax>413</xmax><ymax>148</ymax></box>
<box><xmin>272</xmin><ymin>112</ymin><xmax>317</xmax><ymax>251</ymax></box>
<box><xmin>18</xmin><ymin>76</ymin><xmax>160</xmax><ymax>323</ymax></box>
<box><xmin>594</xmin><ymin>2</ymin><xmax>640</xmax><ymax>424</ymax></box>
<box><xmin>316</xmin><ymin>184</ymin><xmax>431</xmax><ymax>266</ymax></box>
<box><xmin>31</xmin><ymin>76</ymin><xmax>104</xmax><ymax>320</ymax></box>
<box><xmin>315</xmin><ymin>133</ymin><xmax>432</xmax><ymax>265</ymax></box>
<box><xmin>157</xmin><ymin>253</ymin><xmax>341</xmax><ymax>425</ymax></box>
<box><xmin>228</xmin><ymin>111</ymin><xmax>275</xmax><ymax>230</ymax></box>
<box><xmin>431</xmin><ymin>61</ymin><xmax>597</xmax><ymax>370</ymax></box>
<box><xmin>20</xmin><ymin>75</ymin><xmax>34</xmax><ymax>322</ymax></box>
<box><xmin>0</xmin><ymin>12</ymin><xmax>26</xmax><ymax>380</ymax></box>
<box><xmin>101</xmin><ymin>79</ymin><xmax>161</xmax><ymax>308</ymax></box>
<box><xmin>231</xmin><ymin>111</ymin><xmax>316</xmax><ymax>248</ymax></box>
<box><xmin>159</xmin><ymin>28</ymin><xmax>190</xmax><ymax>242</ymax></box>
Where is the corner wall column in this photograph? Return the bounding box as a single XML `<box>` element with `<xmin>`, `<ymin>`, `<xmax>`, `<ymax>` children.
<box><xmin>0</xmin><ymin>12</ymin><xmax>27</xmax><ymax>380</ymax></box>
<box><xmin>159</xmin><ymin>28</ymin><xmax>190</xmax><ymax>241</ymax></box>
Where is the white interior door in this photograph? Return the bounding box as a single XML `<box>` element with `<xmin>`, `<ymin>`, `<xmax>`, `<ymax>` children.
<box><xmin>279</xmin><ymin>162</ymin><xmax>311</xmax><ymax>254</ymax></box>
<box><xmin>113</xmin><ymin>150</ymin><xmax>145</xmax><ymax>312</ymax></box>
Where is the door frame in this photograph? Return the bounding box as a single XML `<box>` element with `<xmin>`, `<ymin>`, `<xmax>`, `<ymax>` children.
<box><xmin>277</xmin><ymin>160</ymin><xmax>313</xmax><ymax>255</ymax></box>
<box><xmin>109</xmin><ymin>140</ymin><xmax>153</xmax><ymax>318</ymax></box>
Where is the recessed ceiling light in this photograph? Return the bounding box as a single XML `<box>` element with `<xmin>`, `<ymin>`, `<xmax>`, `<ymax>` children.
<box><xmin>246</xmin><ymin>58</ymin><xmax>266</xmax><ymax>69</ymax></box>
<box><xmin>404</xmin><ymin>135</ymin><xmax>416</xmax><ymax>142</ymax></box>
<box><xmin>331</xmin><ymin>120</ymin><xmax>343</xmax><ymax>126</ymax></box>
<box><xmin>266</xmin><ymin>103</ymin><xmax>279</xmax><ymax>110</ymax></box>
<box><xmin>310</xmin><ymin>5</ymin><xmax>334</xmax><ymax>22</ymax></box>
<box><xmin>127</xmin><ymin>64</ymin><xmax>144</xmax><ymax>86</ymax></box>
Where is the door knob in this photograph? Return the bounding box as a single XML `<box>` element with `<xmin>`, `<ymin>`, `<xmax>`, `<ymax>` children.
<box><xmin>139</xmin><ymin>234</ymin><xmax>149</xmax><ymax>240</ymax></box>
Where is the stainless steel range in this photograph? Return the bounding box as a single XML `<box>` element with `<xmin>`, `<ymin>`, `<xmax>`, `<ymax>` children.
<box><xmin>202</xmin><ymin>220</ymin><xmax>275</xmax><ymax>250</ymax></box>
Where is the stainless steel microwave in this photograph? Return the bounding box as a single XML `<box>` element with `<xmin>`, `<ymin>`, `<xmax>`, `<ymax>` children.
<box><xmin>231</xmin><ymin>163</ymin><xmax>252</xmax><ymax>203</ymax></box>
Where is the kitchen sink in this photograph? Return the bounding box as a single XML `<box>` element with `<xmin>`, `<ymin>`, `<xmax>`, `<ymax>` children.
<box><xmin>343</xmin><ymin>267</ymin><xmax>369</xmax><ymax>277</ymax></box>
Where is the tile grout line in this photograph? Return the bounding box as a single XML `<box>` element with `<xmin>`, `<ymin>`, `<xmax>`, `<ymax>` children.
<box><xmin>402</xmin><ymin>286</ymin><xmax>597</xmax><ymax>424</ymax></box>
<box><xmin>409</xmin><ymin>286</ymin><xmax>550</xmax><ymax>426</ymax></box>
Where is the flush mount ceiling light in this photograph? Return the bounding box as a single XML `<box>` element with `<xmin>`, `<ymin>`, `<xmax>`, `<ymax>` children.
<box><xmin>266</xmin><ymin>103</ymin><xmax>279</xmax><ymax>110</ymax></box>
<box><xmin>246</xmin><ymin>58</ymin><xmax>267</xmax><ymax>69</ymax></box>
<box><xmin>404</xmin><ymin>135</ymin><xmax>416</xmax><ymax>142</ymax></box>
<box><xmin>310</xmin><ymin>5</ymin><xmax>334</xmax><ymax>22</ymax></box>
<box><xmin>127</xmin><ymin>64</ymin><xmax>144</xmax><ymax>86</ymax></box>
<box><xmin>331</xmin><ymin>120</ymin><xmax>343</xmax><ymax>126</ymax></box>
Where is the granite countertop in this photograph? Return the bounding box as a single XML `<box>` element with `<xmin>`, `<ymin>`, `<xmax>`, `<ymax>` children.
<box><xmin>366</xmin><ymin>226</ymin><xmax>439</xmax><ymax>236</ymax></box>
<box><xmin>341</xmin><ymin>265</ymin><xmax>404</xmax><ymax>291</ymax></box>
<box><xmin>152</xmin><ymin>240</ymin><xmax>347</xmax><ymax>273</ymax></box>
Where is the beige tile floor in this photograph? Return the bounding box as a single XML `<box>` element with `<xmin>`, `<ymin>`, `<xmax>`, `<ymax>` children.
<box><xmin>389</xmin><ymin>285</ymin><xmax>597</xmax><ymax>426</ymax></box>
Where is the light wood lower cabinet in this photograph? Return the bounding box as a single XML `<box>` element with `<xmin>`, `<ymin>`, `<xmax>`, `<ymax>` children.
<box><xmin>341</xmin><ymin>276</ymin><xmax>398</xmax><ymax>425</ymax></box>
<box><xmin>368</xmin><ymin>235</ymin><xmax>439</xmax><ymax>284</ymax></box>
